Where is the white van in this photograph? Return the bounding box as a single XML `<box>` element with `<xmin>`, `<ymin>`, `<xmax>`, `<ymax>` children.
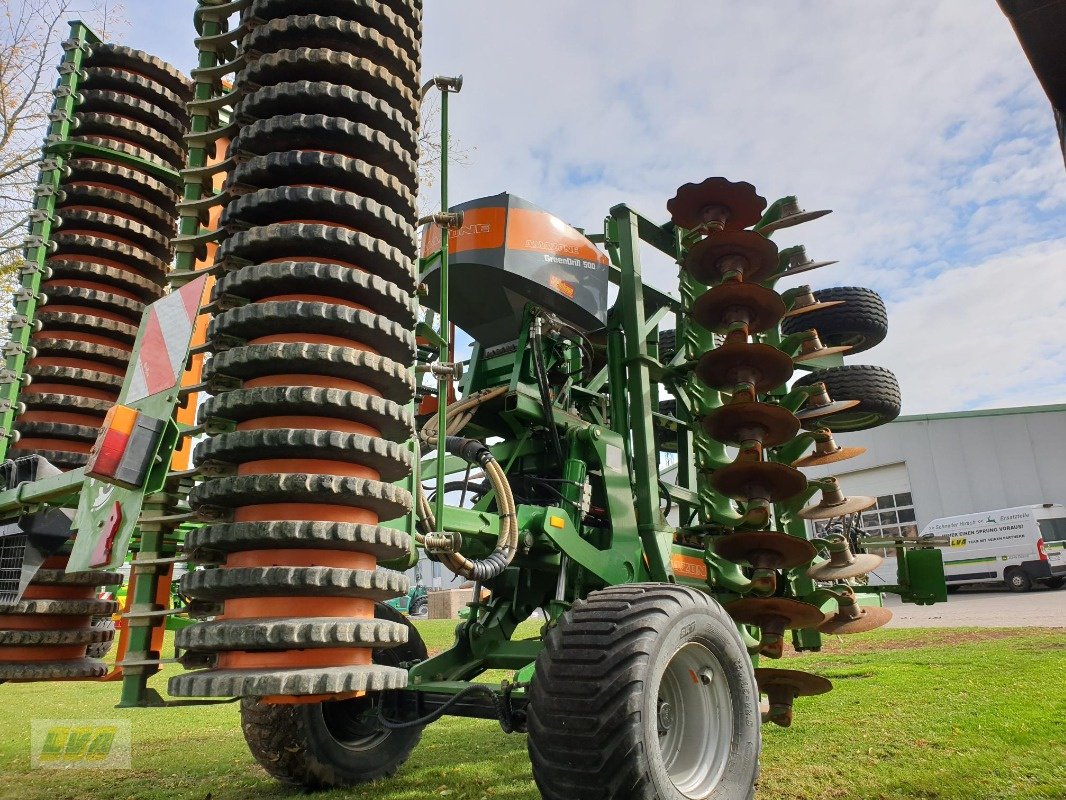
<box><xmin>920</xmin><ymin>504</ymin><xmax>1066</xmax><ymax>591</ymax></box>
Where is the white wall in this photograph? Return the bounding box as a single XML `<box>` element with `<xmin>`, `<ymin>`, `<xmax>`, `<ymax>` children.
<box><xmin>802</xmin><ymin>406</ymin><xmax>1066</xmax><ymax>530</ymax></box>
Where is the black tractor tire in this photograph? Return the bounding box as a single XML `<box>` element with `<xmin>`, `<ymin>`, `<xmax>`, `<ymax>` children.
<box><xmin>781</xmin><ymin>286</ymin><xmax>888</xmax><ymax>354</ymax></box>
<box><xmin>1005</xmin><ymin>568</ymin><xmax>1033</xmax><ymax>593</ymax></box>
<box><xmin>408</xmin><ymin>596</ymin><xmax>428</xmax><ymax>617</ymax></box>
<box><xmin>239</xmin><ymin>602</ymin><xmax>426</xmax><ymax>789</ymax></box>
<box><xmin>793</xmin><ymin>364</ymin><xmax>901</xmax><ymax>432</ymax></box>
<box><xmin>659</xmin><ymin>328</ymin><xmax>677</xmax><ymax>362</ymax></box>
<box><xmin>527</xmin><ymin>584</ymin><xmax>760</xmax><ymax>800</ymax></box>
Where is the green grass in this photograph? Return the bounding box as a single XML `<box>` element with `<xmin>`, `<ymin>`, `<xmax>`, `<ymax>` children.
<box><xmin>0</xmin><ymin>624</ymin><xmax>1063</xmax><ymax>800</ymax></box>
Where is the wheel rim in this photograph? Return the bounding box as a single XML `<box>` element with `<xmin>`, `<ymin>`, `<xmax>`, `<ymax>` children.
<box><xmin>321</xmin><ymin>696</ymin><xmax>390</xmax><ymax>752</ymax></box>
<box><xmin>655</xmin><ymin>642</ymin><xmax>733</xmax><ymax>798</ymax></box>
<box><xmin>823</xmin><ymin>409</ymin><xmax>884</xmax><ymax>432</ymax></box>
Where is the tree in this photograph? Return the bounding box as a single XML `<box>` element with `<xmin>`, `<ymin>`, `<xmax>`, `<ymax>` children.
<box><xmin>0</xmin><ymin>1</ymin><xmax>124</xmax><ymax>333</ymax></box>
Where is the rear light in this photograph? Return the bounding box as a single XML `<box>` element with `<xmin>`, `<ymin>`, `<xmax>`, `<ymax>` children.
<box><xmin>86</xmin><ymin>405</ymin><xmax>165</xmax><ymax>489</ymax></box>
<box><xmin>1037</xmin><ymin>538</ymin><xmax>1047</xmax><ymax>561</ymax></box>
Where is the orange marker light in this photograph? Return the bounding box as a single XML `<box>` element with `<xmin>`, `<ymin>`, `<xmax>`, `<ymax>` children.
<box><xmin>88</xmin><ymin>405</ymin><xmax>137</xmax><ymax>479</ymax></box>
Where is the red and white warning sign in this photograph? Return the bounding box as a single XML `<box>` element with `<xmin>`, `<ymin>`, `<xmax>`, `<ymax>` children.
<box><xmin>125</xmin><ymin>276</ymin><xmax>208</xmax><ymax>404</ymax></box>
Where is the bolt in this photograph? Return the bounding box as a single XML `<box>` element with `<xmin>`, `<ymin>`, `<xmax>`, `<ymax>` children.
<box><xmin>699</xmin><ymin>669</ymin><xmax>714</xmax><ymax>686</ymax></box>
<box><xmin>657</xmin><ymin>698</ymin><xmax>675</xmax><ymax>735</ymax></box>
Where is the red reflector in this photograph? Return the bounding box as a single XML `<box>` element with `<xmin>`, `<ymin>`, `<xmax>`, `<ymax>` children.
<box><xmin>90</xmin><ymin>427</ymin><xmax>131</xmax><ymax>478</ymax></box>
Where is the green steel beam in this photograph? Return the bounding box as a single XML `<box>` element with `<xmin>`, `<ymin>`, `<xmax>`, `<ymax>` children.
<box><xmin>610</xmin><ymin>205</ymin><xmax>673</xmax><ymax>583</ymax></box>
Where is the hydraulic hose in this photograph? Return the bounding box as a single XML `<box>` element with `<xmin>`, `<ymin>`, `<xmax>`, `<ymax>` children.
<box><xmin>416</xmin><ymin>437</ymin><xmax>517</xmax><ymax>582</ymax></box>
<box><xmin>530</xmin><ymin>313</ymin><xmax>566</xmax><ymax>468</ymax></box>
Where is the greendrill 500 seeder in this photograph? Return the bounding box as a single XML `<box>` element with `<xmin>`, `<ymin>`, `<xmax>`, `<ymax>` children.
<box><xmin>0</xmin><ymin>3</ymin><xmax>947</xmax><ymax>798</ymax></box>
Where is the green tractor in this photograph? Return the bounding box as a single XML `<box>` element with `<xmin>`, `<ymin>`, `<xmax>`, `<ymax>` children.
<box><xmin>0</xmin><ymin>4</ymin><xmax>947</xmax><ymax>799</ymax></box>
<box><xmin>385</xmin><ymin>578</ymin><xmax>428</xmax><ymax>618</ymax></box>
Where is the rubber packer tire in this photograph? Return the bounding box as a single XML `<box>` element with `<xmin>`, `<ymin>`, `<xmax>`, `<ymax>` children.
<box><xmin>85</xmin><ymin>42</ymin><xmax>193</xmax><ymax>99</ymax></box>
<box><xmin>229</xmin><ymin>151</ymin><xmax>415</xmax><ymax>218</ymax></box>
<box><xmin>33</xmin><ymin>338</ymin><xmax>133</xmax><ymax>369</ymax></box>
<box><xmin>527</xmin><ymin>584</ymin><xmax>760</xmax><ymax>800</ymax></box>
<box><xmin>209</xmin><ymin>300</ymin><xmax>415</xmax><ymax>364</ymax></box>
<box><xmin>71</xmin><ymin>112</ymin><xmax>186</xmax><ymax>168</ymax></box>
<box><xmin>70</xmin><ymin>134</ymin><xmax>181</xmax><ymax>176</ymax></box>
<box><xmin>205</xmin><ymin>342</ymin><xmax>415</xmax><ymax>405</ymax></box>
<box><xmin>26</xmin><ymin>363</ymin><xmax>124</xmax><ymax>393</ymax></box>
<box><xmin>57</xmin><ymin>208</ymin><xmax>172</xmax><ymax>259</ymax></box>
<box><xmin>61</xmin><ymin>183</ymin><xmax>176</xmax><ymax>232</ymax></box>
<box><xmin>40</xmin><ymin>286</ymin><xmax>145</xmax><ymax>321</ymax></box>
<box><xmin>220</xmin><ymin>187</ymin><xmax>415</xmax><ymax>256</ymax></box>
<box><xmin>198</xmin><ymin>386</ymin><xmax>413</xmax><ymax>444</ymax></box>
<box><xmin>51</xmin><ymin>232</ymin><xmax>171</xmax><ymax>281</ymax></box>
<box><xmin>194</xmin><ymin>428</ymin><xmax>413</xmax><ymax>482</ymax></box>
<box><xmin>77</xmin><ymin>90</ymin><xmax>187</xmax><ymax>142</ymax></box>
<box><xmin>81</xmin><ymin>67</ymin><xmax>191</xmax><ymax>120</ymax></box>
<box><xmin>793</xmin><ymin>364</ymin><xmax>901</xmax><ymax>432</ymax></box>
<box><xmin>239</xmin><ymin>49</ymin><xmax>417</xmax><ymax>118</ymax></box>
<box><xmin>239</xmin><ymin>602</ymin><xmax>426</xmax><ymax>790</ymax></box>
<box><xmin>216</xmin><ymin>260</ymin><xmax>416</xmax><ymax>328</ymax></box>
<box><xmin>242</xmin><ymin>17</ymin><xmax>418</xmax><ymax>84</ymax></box>
<box><xmin>189</xmin><ymin>474</ymin><xmax>412</xmax><ymax>525</ymax></box>
<box><xmin>217</xmin><ymin>223</ymin><xmax>415</xmax><ymax>293</ymax></box>
<box><xmin>659</xmin><ymin>328</ymin><xmax>677</xmax><ymax>361</ymax></box>
<box><xmin>234</xmin><ymin>82</ymin><xmax>416</xmax><ymax>155</ymax></box>
<box><xmin>20</xmin><ymin>392</ymin><xmax>112</xmax><ymax>417</ymax></box>
<box><xmin>781</xmin><ymin>287</ymin><xmax>887</xmax><ymax>355</ymax></box>
<box><xmin>65</xmin><ymin>158</ymin><xmax>180</xmax><ymax>210</ymax></box>
<box><xmin>35</xmin><ymin>311</ymin><xmax>138</xmax><ymax>345</ymax></box>
<box><xmin>46</xmin><ymin>258</ymin><xmax>166</xmax><ymax>302</ymax></box>
<box><xmin>228</xmin><ymin>114</ymin><xmax>416</xmax><ymax>187</ymax></box>
<box><xmin>248</xmin><ymin>0</ymin><xmax>420</xmax><ymax>45</ymax></box>
<box><xmin>86</xmin><ymin>616</ymin><xmax>117</xmax><ymax>660</ymax></box>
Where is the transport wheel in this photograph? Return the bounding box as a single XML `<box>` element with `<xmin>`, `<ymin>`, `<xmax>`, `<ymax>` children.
<box><xmin>781</xmin><ymin>287</ymin><xmax>888</xmax><ymax>354</ymax></box>
<box><xmin>793</xmin><ymin>364</ymin><xmax>901</xmax><ymax>432</ymax></box>
<box><xmin>239</xmin><ymin>603</ymin><xmax>426</xmax><ymax>789</ymax></box>
<box><xmin>1005</xmin><ymin>569</ymin><xmax>1032</xmax><ymax>592</ymax></box>
<box><xmin>527</xmin><ymin>584</ymin><xmax>760</xmax><ymax>800</ymax></box>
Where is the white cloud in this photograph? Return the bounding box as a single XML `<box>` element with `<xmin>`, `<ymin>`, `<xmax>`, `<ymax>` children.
<box><xmin>419</xmin><ymin>0</ymin><xmax>1065</xmax><ymax>412</ymax></box>
<box><xmin>873</xmin><ymin>238</ymin><xmax>1066</xmax><ymax>414</ymax></box>
<box><xmin>117</xmin><ymin>1</ymin><xmax>1064</xmax><ymax>414</ymax></box>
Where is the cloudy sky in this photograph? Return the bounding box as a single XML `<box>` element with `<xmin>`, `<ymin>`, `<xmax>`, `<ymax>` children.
<box><xmin>116</xmin><ymin>0</ymin><xmax>1065</xmax><ymax>415</ymax></box>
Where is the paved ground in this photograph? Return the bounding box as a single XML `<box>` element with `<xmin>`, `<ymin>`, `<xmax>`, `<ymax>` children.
<box><xmin>884</xmin><ymin>584</ymin><xmax>1065</xmax><ymax>627</ymax></box>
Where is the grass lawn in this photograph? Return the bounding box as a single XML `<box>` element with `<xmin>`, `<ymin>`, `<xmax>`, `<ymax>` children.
<box><xmin>0</xmin><ymin>623</ymin><xmax>1063</xmax><ymax>800</ymax></box>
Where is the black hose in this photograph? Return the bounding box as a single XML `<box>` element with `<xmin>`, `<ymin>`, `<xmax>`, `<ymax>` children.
<box><xmin>530</xmin><ymin>314</ymin><xmax>566</xmax><ymax>468</ymax></box>
<box><xmin>379</xmin><ymin>684</ymin><xmax>498</xmax><ymax>729</ymax></box>
<box><xmin>379</xmin><ymin>683</ymin><xmax>525</xmax><ymax>733</ymax></box>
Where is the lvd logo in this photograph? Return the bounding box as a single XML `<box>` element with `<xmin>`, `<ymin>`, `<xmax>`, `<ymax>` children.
<box><xmin>32</xmin><ymin>719</ymin><xmax>131</xmax><ymax>769</ymax></box>
<box><xmin>41</xmin><ymin>725</ymin><xmax>116</xmax><ymax>761</ymax></box>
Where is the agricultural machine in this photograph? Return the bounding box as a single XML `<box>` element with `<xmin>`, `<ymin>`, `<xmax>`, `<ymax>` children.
<box><xmin>0</xmin><ymin>2</ymin><xmax>948</xmax><ymax>798</ymax></box>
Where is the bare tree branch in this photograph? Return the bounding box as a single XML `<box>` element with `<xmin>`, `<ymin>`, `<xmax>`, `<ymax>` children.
<box><xmin>0</xmin><ymin>1</ymin><xmax>125</xmax><ymax>337</ymax></box>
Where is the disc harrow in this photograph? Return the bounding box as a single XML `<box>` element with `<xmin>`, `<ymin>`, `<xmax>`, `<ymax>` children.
<box><xmin>170</xmin><ymin>0</ymin><xmax>422</xmax><ymax>701</ymax></box>
<box><xmin>667</xmin><ymin>175</ymin><xmax>905</xmax><ymax>724</ymax></box>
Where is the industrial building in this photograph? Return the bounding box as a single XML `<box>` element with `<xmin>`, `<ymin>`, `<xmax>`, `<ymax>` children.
<box><xmin>800</xmin><ymin>403</ymin><xmax>1066</xmax><ymax>547</ymax></box>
